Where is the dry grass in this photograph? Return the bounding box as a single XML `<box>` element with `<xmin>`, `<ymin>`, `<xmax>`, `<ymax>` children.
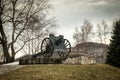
<box><xmin>0</xmin><ymin>64</ymin><xmax>120</xmax><ymax>80</ymax></box>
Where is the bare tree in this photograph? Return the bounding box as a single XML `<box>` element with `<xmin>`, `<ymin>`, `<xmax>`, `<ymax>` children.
<box><xmin>73</xmin><ymin>19</ymin><xmax>93</xmax><ymax>44</ymax></box>
<box><xmin>0</xmin><ymin>45</ymin><xmax>4</xmax><ymax>62</ymax></box>
<box><xmin>96</xmin><ymin>20</ymin><xmax>110</xmax><ymax>44</ymax></box>
<box><xmin>19</xmin><ymin>15</ymin><xmax>56</xmax><ymax>55</ymax></box>
<box><xmin>73</xmin><ymin>27</ymin><xmax>81</xmax><ymax>44</ymax></box>
<box><xmin>0</xmin><ymin>0</ymin><xmax>11</xmax><ymax>62</ymax></box>
<box><xmin>96</xmin><ymin>20</ymin><xmax>110</xmax><ymax>62</ymax></box>
<box><xmin>0</xmin><ymin>0</ymin><xmax>55</xmax><ymax>62</ymax></box>
<box><xmin>96</xmin><ymin>24</ymin><xmax>103</xmax><ymax>43</ymax></box>
<box><xmin>73</xmin><ymin>19</ymin><xmax>93</xmax><ymax>54</ymax></box>
<box><xmin>102</xmin><ymin>20</ymin><xmax>109</xmax><ymax>44</ymax></box>
<box><xmin>14</xmin><ymin>13</ymin><xmax>56</xmax><ymax>58</ymax></box>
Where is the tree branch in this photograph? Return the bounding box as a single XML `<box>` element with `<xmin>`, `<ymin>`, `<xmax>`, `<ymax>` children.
<box><xmin>8</xmin><ymin>0</ymin><xmax>34</xmax><ymax>49</ymax></box>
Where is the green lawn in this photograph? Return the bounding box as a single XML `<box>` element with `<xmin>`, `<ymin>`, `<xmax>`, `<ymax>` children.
<box><xmin>0</xmin><ymin>64</ymin><xmax>120</xmax><ymax>80</ymax></box>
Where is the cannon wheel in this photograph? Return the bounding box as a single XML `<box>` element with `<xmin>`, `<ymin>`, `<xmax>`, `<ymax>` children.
<box><xmin>58</xmin><ymin>39</ymin><xmax>71</xmax><ymax>58</ymax></box>
<box><xmin>41</xmin><ymin>38</ymin><xmax>54</xmax><ymax>57</ymax></box>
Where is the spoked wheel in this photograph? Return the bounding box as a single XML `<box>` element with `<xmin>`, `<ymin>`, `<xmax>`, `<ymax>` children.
<box><xmin>41</xmin><ymin>38</ymin><xmax>54</xmax><ymax>57</ymax></box>
<box><xmin>58</xmin><ymin>39</ymin><xmax>71</xmax><ymax>58</ymax></box>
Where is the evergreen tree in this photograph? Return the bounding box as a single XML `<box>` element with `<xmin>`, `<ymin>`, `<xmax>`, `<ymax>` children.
<box><xmin>106</xmin><ymin>19</ymin><xmax>120</xmax><ymax>68</ymax></box>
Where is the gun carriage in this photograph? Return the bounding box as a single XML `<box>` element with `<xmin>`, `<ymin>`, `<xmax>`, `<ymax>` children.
<box><xmin>41</xmin><ymin>34</ymin><xmax>71</xmax><ymax>58</ymax></box>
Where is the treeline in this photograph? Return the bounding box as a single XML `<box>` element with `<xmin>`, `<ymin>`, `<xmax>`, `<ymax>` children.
<box><xmin>73</xmin><ymin>19</ymin><xmax>111</xmax><ymax>45</ymax></box>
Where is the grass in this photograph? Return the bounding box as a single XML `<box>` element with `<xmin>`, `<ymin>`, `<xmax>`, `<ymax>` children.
<box><xmin>0</xmin><ymin>64</ymin><xmax>120</xmax><ymax>80</ymax></box>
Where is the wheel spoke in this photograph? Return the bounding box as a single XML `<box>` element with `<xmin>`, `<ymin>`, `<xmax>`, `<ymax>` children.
<box><xmin>41</xmin><ymin>38</ymin><xmax>54</xmax><ymax>57</ymax></box>
<box><xmin>58</xmin><ymin>39</ymin><xmax>71</xmax><ymax>58</ymax></box>
<box><xmin>65</xmin><ymin>43</ymin><xmax>70</xmax><ymax>47</ymax></box>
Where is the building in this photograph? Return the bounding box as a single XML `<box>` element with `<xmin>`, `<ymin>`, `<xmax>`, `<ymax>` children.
<box><xmin>68</xmin><ymin>42</ymin><xmax>108</xmax><ymax>64</ymax></box>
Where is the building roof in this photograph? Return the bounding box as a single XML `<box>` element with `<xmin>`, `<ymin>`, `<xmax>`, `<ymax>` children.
<box><xmin>75</xmin><ymin>42</ymin><xmax>108</xmax><ymax>49</ymax></box>
<box><xmin>71</xmin><ymin>42</ymin><xmax>108</xmax><ymax>53</ymax></box>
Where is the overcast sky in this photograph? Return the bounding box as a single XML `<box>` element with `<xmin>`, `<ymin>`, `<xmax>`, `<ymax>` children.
<box><xmin>50</xmin><ymin>0</ymin><xmax>120</xmax><ymax>46</ymax></box>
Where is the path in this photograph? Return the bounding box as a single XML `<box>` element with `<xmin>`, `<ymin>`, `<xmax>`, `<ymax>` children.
<box><xmin>0</xmin><ymin>61</ymin><xmax>24</xmax><ymax>75</ymax></box>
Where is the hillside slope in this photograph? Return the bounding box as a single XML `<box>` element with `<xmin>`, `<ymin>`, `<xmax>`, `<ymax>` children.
<box><xmin>0</xmin><ymin>64</ymin><xmax>120</xmax><ymax>80</ymax></box>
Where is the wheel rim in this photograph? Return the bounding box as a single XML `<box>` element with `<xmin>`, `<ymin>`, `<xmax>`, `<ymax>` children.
<box><xmin>41</xmin><ymin>38</ymin><xmax>54</xmax><ymax>57</ymax></box>
<box><xmin>58</xmin><ymin>39</ymin><xmax>71</xmax><ymax>58</ymax></box>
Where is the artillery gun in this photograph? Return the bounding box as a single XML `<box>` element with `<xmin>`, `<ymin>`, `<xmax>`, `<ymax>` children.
<box><xmin>41</xmin><ymin>34</ymin><xmax>71</xmax><ymax>58</ymax></box>
<box><xmin>19</xmin><ymin>34</ymin><xmax>71</xmax><ymax>64</ymax></box>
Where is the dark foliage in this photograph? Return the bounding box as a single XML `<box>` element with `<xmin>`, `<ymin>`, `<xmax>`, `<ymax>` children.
<box><xmin>106</xmin><ymin>19</ymin><xmax>120</xmax><ymax>68</ymax></box>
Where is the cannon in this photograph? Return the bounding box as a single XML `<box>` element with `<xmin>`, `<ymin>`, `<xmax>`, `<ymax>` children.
<box><xmin>41</xmin><ymin>34</ymin><xmax>71</xmax><ymax>58</ymax></box>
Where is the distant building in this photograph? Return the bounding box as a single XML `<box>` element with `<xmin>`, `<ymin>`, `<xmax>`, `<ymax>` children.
<box><xmin>67</xmin><ymin>42</ymin><xmax>108</xmax><ymax>64</ymax></box>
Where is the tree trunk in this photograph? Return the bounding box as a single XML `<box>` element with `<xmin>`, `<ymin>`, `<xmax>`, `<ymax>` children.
<box><xmin>11</xmin><ymin>43</ymin><xmax>15</xmax><ymax>62</ymax></box>
<box><xmin>2</xmin><ymin>41</ymin><xmax>11</xmax><ymax>63</ymax></box>
<box><xmin>0</xmin><ymin>18</ymin><xmax>10</xmax><ymax>63</ymax></box>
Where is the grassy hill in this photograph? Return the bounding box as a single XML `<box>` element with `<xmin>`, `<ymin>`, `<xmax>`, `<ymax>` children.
<box><xmin>0</xmin><ymin>64</ymin><xmax>120</xmax><ymax>80</ymax></box>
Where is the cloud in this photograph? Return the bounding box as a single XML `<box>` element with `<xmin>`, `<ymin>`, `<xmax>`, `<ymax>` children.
<box><xmin>51</xmin><ymin>0</ymin><xmax>120</xmax><ymax>21</ymax></box>
<box><xmin>50</xmin><ymin>0</ymin><xmax>120</xmax><ymax>44</ymax></box>
<box><xmin>52</xmin><ymin>0</ymin><xmax>120</xmax><ymax>7</ymax></box>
